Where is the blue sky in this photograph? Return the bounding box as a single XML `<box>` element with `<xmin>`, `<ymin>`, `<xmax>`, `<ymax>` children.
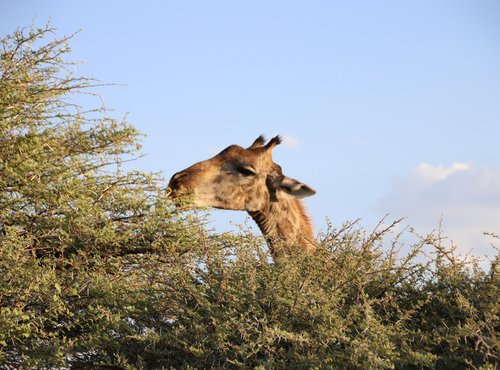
<box><xmin>2</xmin><ymin>1</ymin><xmax>500</xmax><ymax>258</ymax></box>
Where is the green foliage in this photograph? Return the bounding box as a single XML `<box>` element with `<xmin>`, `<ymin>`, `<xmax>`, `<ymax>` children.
<box><xmin>1</xmin><ymin>25</ymin><xmax>499</xmax><ymax>369</ymax></box>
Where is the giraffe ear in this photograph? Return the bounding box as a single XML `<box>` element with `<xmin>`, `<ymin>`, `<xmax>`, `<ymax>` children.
<box><xmin>279</xmin><ymin>176</ymin><xmax>316</xmax><ymax>199</ymax></box>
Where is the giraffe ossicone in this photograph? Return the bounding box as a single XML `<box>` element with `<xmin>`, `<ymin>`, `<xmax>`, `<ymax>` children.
<box><xmin>168</xmin><ymin>135</ymin><xmax>316</xmax><ymax>257</ymax></box>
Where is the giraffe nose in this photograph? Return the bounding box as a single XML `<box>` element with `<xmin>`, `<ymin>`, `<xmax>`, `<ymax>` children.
<box><xmin>168</xmin><ymin>171</ymin><xmax>189</xmax><ymax>196</ymax></box>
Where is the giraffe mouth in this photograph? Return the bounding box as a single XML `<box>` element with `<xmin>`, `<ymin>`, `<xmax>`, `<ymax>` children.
<box><xmin>168</xmin><ymin>183</ymin><xmax>205</xmax><ymax>212</ymax></box>
<box><xmin>168</xmin><ymin>172</ymin><xmax>191</xmax><ymax>198</ymax></box>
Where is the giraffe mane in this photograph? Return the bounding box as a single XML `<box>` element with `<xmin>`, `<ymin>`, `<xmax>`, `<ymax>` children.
<box><xmin>294</xmin><ymin>198</ymin><xmax>313</xmax><ymax>237</ymax></box>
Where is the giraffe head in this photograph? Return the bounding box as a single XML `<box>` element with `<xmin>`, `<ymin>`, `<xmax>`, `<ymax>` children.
<box><xmin>168</xmin><ymin>135</ymin><xmax>316</xmax><ymax>212</ymax></box>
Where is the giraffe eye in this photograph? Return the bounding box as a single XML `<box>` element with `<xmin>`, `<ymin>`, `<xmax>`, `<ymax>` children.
<box><xmin>236</xmin><ymin>165</ymin><xmax>256</xmax><ymax>176</ymax></box>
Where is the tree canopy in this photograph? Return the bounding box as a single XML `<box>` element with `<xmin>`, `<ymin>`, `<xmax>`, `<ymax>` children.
<box><xmin>0</xmin><ymin>25</ymin><xmax>498</xmax><ymax>369</ymax></box>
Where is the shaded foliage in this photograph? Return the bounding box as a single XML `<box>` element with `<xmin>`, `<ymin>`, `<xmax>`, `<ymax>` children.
<box><xmin>1</xmin><ymin>25</ymin><xmax>498</xmax><ymax>369</ymax></box>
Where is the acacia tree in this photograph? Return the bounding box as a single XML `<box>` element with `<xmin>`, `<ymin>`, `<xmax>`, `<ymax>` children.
<box><xmin>0</xmin><ymin>25</ymin><xmax>206</xmax><ymax>367</ymax></box>
<box><xmin>0</xmin><ymin>25</ymin><xmax>498</xmax><ymax>369</ymax></box>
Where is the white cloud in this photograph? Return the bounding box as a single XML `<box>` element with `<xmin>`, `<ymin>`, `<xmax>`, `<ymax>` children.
<box><xmin>282</xmin><ymin>134</ymin><xmax>300</xmax><ymax>149</ymax></box>
<box><xmin>377</xmin><ymin>162</ymin><xmax>500</xmax><ymax>258</ymax></box>
<box><xmin>416</xmin><ymin>162</ymin><xmax>471</xmax><ymax>182</ymax></box>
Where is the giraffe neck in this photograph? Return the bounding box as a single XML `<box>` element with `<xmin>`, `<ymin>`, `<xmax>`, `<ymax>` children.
<box><xmin>248</xmin><ymin>197</ymin><xmax>315</xmax><ymax>257</ymax></box>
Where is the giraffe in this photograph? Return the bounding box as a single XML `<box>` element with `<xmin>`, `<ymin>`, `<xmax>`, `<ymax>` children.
<box><xmin>168</xmin><ymin>135</ymin><xmax>316</xmax><ymax>257</ymax></box>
